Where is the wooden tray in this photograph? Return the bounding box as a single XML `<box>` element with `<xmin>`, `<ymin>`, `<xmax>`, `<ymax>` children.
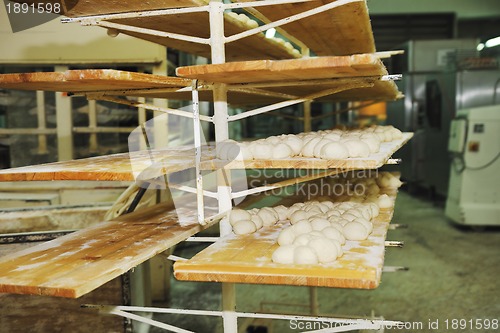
<box><xmin>174</xmin><ymin>200</ymin><xmax>396</xmax><ymax>289</ymax></box>
<box><xmin>0</xmin><ymin>69</ymin><xmax>191</xmax><ymax>93</ymax></box>
<box><xmin>176</xmin><ymin>54</ymin><xmax>389</xmax><ymax>84</ymax></box>
<box><xmin>233</xmin><ymin>0</ymin><xmax>376</xmax><ymax>56</ymax></box>
<box><xmin>215</xmin><ymin>132</ymin><xmax>413</xmax><ymax>170</ymax></box>
<box><xmin>0</xmin><ymin>203</ymin><xmax>210</xmax><ymax>298</ymax></box>
<box><xmin>0</xmin><ymin>134</ymin><xmax>412</xmax><ymax>182</ymax></box>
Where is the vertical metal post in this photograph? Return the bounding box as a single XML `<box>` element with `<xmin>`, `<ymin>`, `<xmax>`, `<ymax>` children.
<box><xmin>35</xmin><ymin>90</ymin><xmax>48</xmax><ymax>154</ymax></box>
<box><xmin>152</xmin><ymin>59</ymin><xmax>169</xmax><ymax>151</ymax></box>
<box><xmin>192</xmin><ymin>80</ymin><xmax>205</xmax><ymax>224</ymax></box>
<box><xmin>54</xmin><ymin>65</ymin><xmax>73</xmax><ymax>161</ymax></box>
<box><xmin>138</xmin><ymin>97</ymin><xmax>147</xmax><ymax>151</ymax></box>
<box><xmin>88</xmin><ymin>99</ymin><xmax>98</xmax><ymax>153</ymax></box>
<box><xmin>209</xmin><ymin>1</ymin><xmax>237</xmax><ymax>332</ymax></box>
<box><xmin>301</xmin><ymin>47</ymin><xmax>312</xmax><ymax>132</ymax></box>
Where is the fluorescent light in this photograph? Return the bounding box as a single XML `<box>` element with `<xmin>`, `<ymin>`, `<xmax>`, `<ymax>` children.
<box><xmin>265</xmin><ymin>28</ymin><xmax>276</xmax><ymax>39</ymax></box>
<box><xmin>485</xmin><ymin>36</ymin><xmax>500</xmax><ymax>48</ymax></box>
<box><xmin>477</xmin><ymin>43</ymin><xmax>485</xmax><ymax>51</ymax></box>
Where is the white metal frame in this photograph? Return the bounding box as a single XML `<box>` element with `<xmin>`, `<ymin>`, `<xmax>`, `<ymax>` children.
<box><xmin>60</xmin><ymin>0</ymin><xmax>406</xmax><ymax>332</ymax></box>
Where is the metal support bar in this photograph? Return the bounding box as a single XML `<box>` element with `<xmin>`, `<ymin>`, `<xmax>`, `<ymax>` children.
<box><xmin>168</xmin><ymin>184</ymin><xmax>218</xmax><ymax>199</ymax></box>
<box><xmin>231</xmin><ymin>169</ymin><xmax>342</xmax><ymax>199</ymax></box>
<box><xmin>62</xmin><ymin>5</ymin><xmax>210</xmax><ymax>24</ymax></box>
<box><xmin>86</xmin><ymin>94</ymin><xmax>213</xmax><ymax>122</ymax></box>
<box><xmin>83</xmin><ymin>304</ymin><xmax>404</xmax><ymax>331</ymax></box>
<box><xmin>384</xmin><ymin>241</ymin><xmax>404</xmax><ymax>248</ymax></box>
<box><xmin>383</xmin><ymin>266</ymin><xmax>409</xmax><ymax>272</ymax></box>
<box><xmin>93</xmin><ymin>20</ymin><xmax>210</xmax><ymax>45</ymax></box>
<box><xmin>185</xmin><ymin>237</ymin><xmax>219</xmax><ymax>243</ymax></box>
<box><xmin>228</xmin><ymin>82</ymin><xmax>374</xmax><ymax>122</ymax></box>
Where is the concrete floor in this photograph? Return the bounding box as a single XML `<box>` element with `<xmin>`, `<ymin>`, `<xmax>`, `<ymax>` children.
<box><xmin>153</xmin><ymin>191</ymin><xmax>500</xmax><ymax>333</ymax></box>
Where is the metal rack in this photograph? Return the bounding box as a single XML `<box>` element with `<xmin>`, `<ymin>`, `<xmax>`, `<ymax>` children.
<box><xmin>0</xmin><ymin>1</ymin><xmax>411</xmax><ymax>332</ymax></box>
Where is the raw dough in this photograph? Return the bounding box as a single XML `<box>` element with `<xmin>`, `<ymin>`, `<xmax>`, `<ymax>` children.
<box><xmin>272</xmin><ymin>143</ymin><xmax>293</xmax><ymax>159</ymax></box>
<box><xmin>377</xmin><ymin>194</ymin><xmax>394</xmax><ymax>208</ymax></box>
<box><xmin>250</xmin><ymin>141</ymin><xmax>273</xmax><ymax>159</ymax></box>
<box><xmin>343</xmin><ymin>140</ymin><xmax>371</xmax><ymax>158</ymax></box>
<box><xmin>233</xmin><ymin>220</ymin><xmax>257</xmax><ymax>235</ymax></box>
<box><xmin>321</xmin><ymin>226</ymin><xmax>345</xmax><ymax>244</ymax></box>
<box><xmin>308</xmin><ymin>238</ymin><xmax>338</xmax><ymax>263</ymax></box>
<box><xmin>251</xmin><ymin>215</ymin><xmax>264</xmax><ymax>229</ymax></box>
<box><xmin>309</xmin><ymin>218</ymin><xmax>331</xmax><ymax>231</ymax></box>
<box><xmin>272</xmin><ymin>245</ymin><xmax>296</xmax><ymax>264</ymax></box>
<box><xmin>290</xmin><ymin>210</ymin><xmax>308</xmax><ymax>224</ymax></box>
<box><xmin>277</xmin><ymin>227</ymin><xmax>296</xmax><ymax>246</ymax></box>
<box><xmin>291</xmin><ymin>220</ymin><xmax>313</xmax><ymax>235</ymax></box>
<box><xmin>257</xmin><ymin>207</ymin><xmax>278</xmax><ymax>226</ymax></box>
<box><xmin>273</xmin><ymin>205</ymin><xmax>289</xmax><ymax>221</ymax></box>
<box><xmin>301</xmin><ymin>137</ymin><xmax>322</xmax><ymax>157</ymax></box>
<box><xmin>320</xmin><ymin>141</ymin><xmax>349</xmax><ymax>159</ymax></box>
<box><xmin>229</xmin><ymin>209</ymin><xmax>252</xmax><ymax>226</ymax></box>
<box><xmin>293</xmin><ymin>245</ymin><xmax>319</xmax><ymax>265</ymax></box>
<box><xmin>342</xmin><ymin>221</ymin><xmax>369</xmax><ymax>240</ymax></box>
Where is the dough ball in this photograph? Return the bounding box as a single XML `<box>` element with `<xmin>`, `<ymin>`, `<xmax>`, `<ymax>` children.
<box><xmin>323</xmin><ymin>132</ymin><xmax>342</xmax><ymax>141</ymax></box>
<box><xmin>344</xmin><ymin>209</ymin><xmax>363</xmax><ymax>218</ymax></box>
<box><xmin>233</xmin><ymin>220</ymin><xmax>257</xmax><ymax>235</ymax></box>
<box><xmin>353</xmin><ymin>217</ymin><xmax>373</xmax><ymax>234</ymax></box>
<box><xmin>322</xmin><ymin>226</ymin><xmax>345</xmax><ymax>244</ymax></box>
<box><xmin>308</xmin><ymin>238</ymin><xmax>339</xmax><ymax>263</ymax></box>
<box><xmin>315</xmin><ymin>203</ymin><xmax>331</xmax><ymax>213</ymax></box>
<box><xmin>343</xmin><ymin>140</ymin><xmax>371</xmax><ymax>158</ymax></box>
<box><xmin>238</xmin><ymin>143</ymin><xmax>254</xmax><ymax>160</ymax></box>
<box><xmin>301</xmin><ymin>137</ymin><xmax>322</xmax><ymax>157</ymax></box>
<box><xmin>321</xmin><ymin>201</ymin><xmax>335</xmax><ymax>209</ymax></box>
<box><xmin>320</xmin><ymin>141</ymin><xmax>349</xmax><ymax>159</ymax></box>
<box><xmin>389</xmin><ymin>127</ymin><xmax>403</xmax><ymax>139</ymax></box>
<box><xmin>360</xmin><ymin>137</ymin><xmax>381</xmax><ymax>154</ymax></box>
<box><xmin>310</xmin><ymin>218</ymin><xmax>331</xmax><ymax>231</ymax></box>
<box><xmin>277</xmin><ymin>227</ymin><xmax>296</xmax><ymax>246</ymax></box>
<box><xmin>308</xmin><ymin>230</ymin><xmax>326</xmax><ymax>239</ymax></box>
<box><xmin>251</xmin><ymin>214</ymin><xmax>264</xmax><ymax>229</ymax></box>
<box><xmin>237</xmin><ymin>13</ymin><xmax>250</xmax><ymax>23</ymax></box>
<box><xmin>272</xmin><ymin>142</ymin><xmax>293</xmax><ymax>159</ymax></box>
<box><xmin>343</xmin><ymin>221</ymin><xmax>369</xmax><ymax>241</ymax></box>
<box><xmin>313</xmin><ymin>139</ymin><xmax>333</xmax><ymax>158</ymax></box>
<box><xmin>250</xmin><ymin>142</ymin><xmax>273</xmax><ymax>159</ymax></box>
<box><xmin>216</xmin><ymin>139</ymin><xmax>237</xmax><ymax>159</ymax></box>
<box><xmin>341</xmin><ymin>213</ymin><xmax>358</xmax><ymax>222</ymax></box>
<box><xmin>272</xmin><ymin>245</ymin><xmax>296</xmax><ymax>264</ymax></box>
<box><xmin>377</xmin><ymin>194</ymin><xmax>394</xmax><ymax>209</ymax></box>
<box><xmin>257</xmin><ymin>207</ymin><xmax>278</xmax><ymax>226</ymax></box>
<box><xmin>293</xmin><ymin>233</ymin><xmax>314</xmax><ymax>246</ymax></box>
<box><xmin>367</xmin><ymin>202</ymin><xmax>380</xmax><ymax>218</ymax></box>
<box><xmin>247</xmin><ymin>18</ymin><xmax>259</xmax><ymax>29</ymax></box>
<box><xmin>283</xmin><ymin>135</ymin><xmax>303</xmax><ymax>155</ymax></box>
<box><xmin>331</xmin><ymin>239</ymin><xmax>343</xmax><ymax>257</ymax></box>
<box><xmin>290</xmin><ymin>210</ymin><xmax>308</xmax><ymax>224</ymax></box>
<box><xmin>273</xmin><ymin>205</ymin><xmax>289</xmax><ymax>221</ymax></box>
<box><xmin>293</xmin><ymin>245</ymin><xmax>318</xmax><ymax>265</ymax></box>
<box><xmin>229</xmin><ymin>209</ymin><xmax>252</xmax><ymax>226</ymax></box>
<box><xmin>326</xmin><ymin>210</ymin><xmax>342</xmax><ymax>218</ymax></box>
<box><xmin>291</xmin><ymin>220</ymin><xmax>313</xmax><ymax>235</ymax></box>
<box><xmin>265</xmin><ymin>136</ymin><xmax>281</xmax><ymax>145</ymax></box>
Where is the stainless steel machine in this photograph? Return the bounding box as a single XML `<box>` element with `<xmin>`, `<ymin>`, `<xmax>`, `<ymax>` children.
<box><xmin>387</xmin><ymin>39</ymin><xmax>500</xmax><ymax>197</ymax></box>
<box><xmin>445</xmin><ymin>105</ymin><xmax>500</xmax><ymax>226</ymax></box>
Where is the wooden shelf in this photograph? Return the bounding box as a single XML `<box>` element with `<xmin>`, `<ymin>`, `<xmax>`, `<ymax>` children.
<box><xmin>176</xmin><ymin>54</ymin><xmax>390</xmax><ymax>84</ymax></box>
<box><xmin>0</xmin><ymin>202</ymin><xmax>211</xmax><ymax>298</ymax></box>
<box><xmin>0</xmin><ymin>69</ymin><xmax>191</xmax><ymax>93</ymax></box>
<box><xmin>0</xmin><ymin>146</ymin><xmax>207</xmax><ymax>182</ymax></box>
<box><xmin>233</xmin><ymin>0</ymin><xmax>376</xmax><ymax>57</ymax></box>
<box><xmin>0</xmin><ymin>133</ymin><xmax>412</xmax><ymax>182</ymax></box>
<box><xmin>216</xmin><ymin>133</ymin><xmax>413</xmax><ymax>170</ymax></box>
<box><xmin>174</xmin><ymin>193</ymin><xmax>397</xmax><ymax>289</ymax></box>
